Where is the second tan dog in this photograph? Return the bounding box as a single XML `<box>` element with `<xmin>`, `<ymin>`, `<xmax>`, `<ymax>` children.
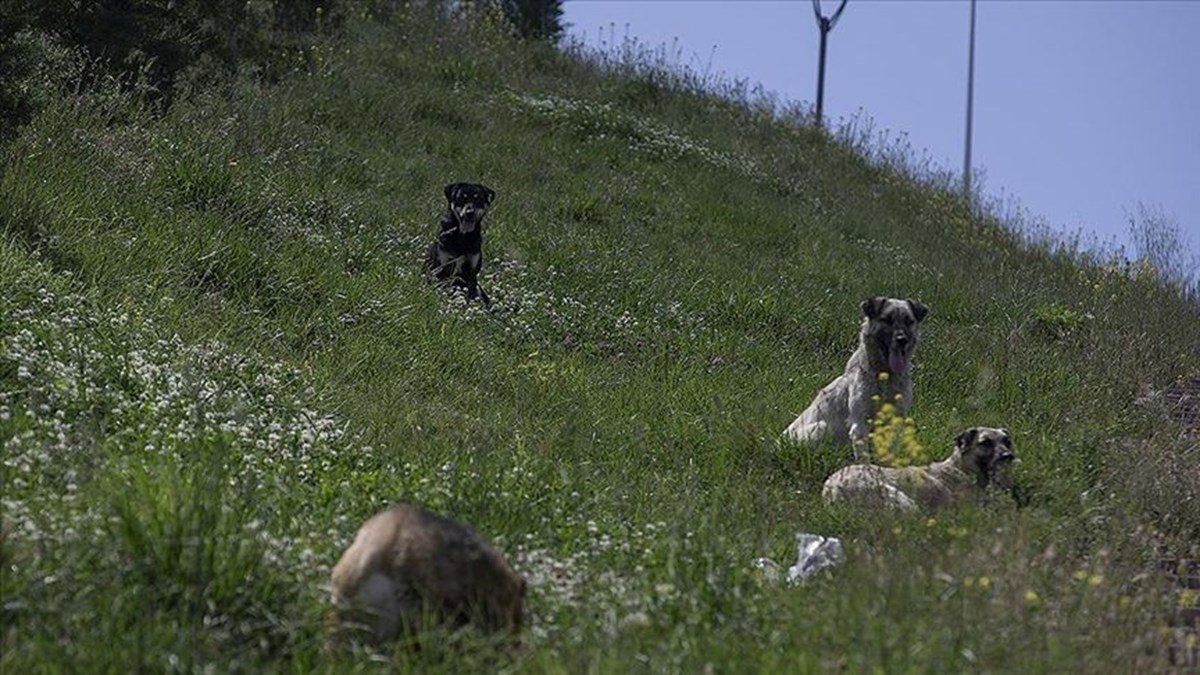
<box><xmin>328</xmin><ymin>503</ymin><xmax>526</xmax><ymax>647</ymax></box>
<box><xmin>822</xmin><ymin>427</ymin><xmax>1016</xmax><ymax>512</ymax></box>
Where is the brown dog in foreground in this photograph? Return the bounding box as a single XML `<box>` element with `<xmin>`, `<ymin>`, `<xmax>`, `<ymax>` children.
<box><xmin>328</xmin><ymin>503</ymin><xmax>526</xmax><ymax>647</ymax></box>
<box><xmin>822</xmin><ymin>427</ymin><xmax>1016</xmax><ymax>512</ymax></box>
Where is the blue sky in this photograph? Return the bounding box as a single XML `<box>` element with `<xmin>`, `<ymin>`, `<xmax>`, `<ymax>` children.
<box><xmin>563</xmin><ymin>0</ymin><xmax>1200</xmax><ymax>260</ymax></box>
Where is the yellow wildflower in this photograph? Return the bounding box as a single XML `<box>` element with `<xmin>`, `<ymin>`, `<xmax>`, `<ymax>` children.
<box><xmin>1179</xmin><ymin>589</ymin><xmax>1198</xmax><ymax>608</ymax></box>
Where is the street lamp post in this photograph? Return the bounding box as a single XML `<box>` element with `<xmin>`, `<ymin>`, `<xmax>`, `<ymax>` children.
<box><xmin>812</xmin><ymin>0</ymin><xmax>848</xmax><ymax>128</ymax></box>
<box><xmin>963</xmin><ymin>0</ymin><xmax>977</xmax><ymax>206</ymax></box>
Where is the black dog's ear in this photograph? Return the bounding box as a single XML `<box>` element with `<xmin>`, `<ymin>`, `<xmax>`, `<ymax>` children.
<box><xmin>444</xmin><ymin>183</ymin><xmax>462</xmax><ymax>203</ymax></box>
<box><xmin>956</xmin><ymin>427</ymin><xmax>979</xmax><ymax>449</ymax></box>
<box><xmin>907</xmin><ymin>299</ymin><xmax>930</xmax><ymax>322</ymax></box>
<box><xmin>483</xmin><ymin>185</ymin><xmax>495</xmax><ymax>205</ymax></box>
<box><xmin>860</xmin><ymin>296</ymin><xmax>887</xmax><ymax>319</ymax></box>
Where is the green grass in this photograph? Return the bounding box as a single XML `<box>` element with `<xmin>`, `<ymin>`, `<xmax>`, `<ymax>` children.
<box><xmin>3</xmin><ymin>5</ymin><xmax>1199</xmax><ymax>672</ymax></box>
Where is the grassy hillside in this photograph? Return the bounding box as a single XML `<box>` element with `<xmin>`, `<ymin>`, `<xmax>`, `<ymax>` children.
<box><xmin>3</xmin><ymin>5</ymin><xmax>1199</xmax><ymax>672</ymax></box>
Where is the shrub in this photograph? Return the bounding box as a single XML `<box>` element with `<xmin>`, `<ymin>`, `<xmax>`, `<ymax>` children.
<box><xmin>0</xmin><ymin>0</ymin><xmax>342</xmax><ymax>139</ymax></box>
<box><xmin>1127</xmin><ymin>202</ymin><xmax>1200</xmax><ymax>304</ymax></box>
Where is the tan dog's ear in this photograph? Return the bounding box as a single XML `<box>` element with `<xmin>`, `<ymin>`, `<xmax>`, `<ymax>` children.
<box><xmin>860</xmin><ymin>297</ymin><xmax>888</xmax><ymax>319</ymax></box>
<box><xmin>956</xmin><ymin>427</ymin><xmax>979</xmax><ymax>449</ymax></box>
<box><xmin>907</xmin><ymin>299</ymin><xmax>930</xmax><ymax>322</ymax></box>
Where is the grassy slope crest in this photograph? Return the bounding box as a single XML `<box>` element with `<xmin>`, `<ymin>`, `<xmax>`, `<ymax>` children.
<box><xmin>3</xmin><ymin>6</ymin><xmax>1199</xmax><ymax>672</ymax></box>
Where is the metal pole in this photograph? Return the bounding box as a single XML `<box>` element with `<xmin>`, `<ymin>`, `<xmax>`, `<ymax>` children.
<box><xmin>816</xmin><ymin>20</ymin><xmax>828</xmax><ymax>127</ymax></box>
<box><xmin>963</xmin><ymin>0</ymin><xmax>977</xmax><ymax>206</ymax></box>
<box><xmin>811</xmin><ymin>0</ymin><xmax>848</xmax><ymax>129</ymax></box>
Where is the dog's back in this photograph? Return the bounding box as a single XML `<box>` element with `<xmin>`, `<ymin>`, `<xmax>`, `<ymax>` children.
<box><xmin>329</xmin><ymin>504</ymin><xmax>526</xmax><ymax>645</ymax></box>
<box><xmin>822</xmin><ymin>463</ymin><xmax>929</xmax><ymax>512</ymax></box>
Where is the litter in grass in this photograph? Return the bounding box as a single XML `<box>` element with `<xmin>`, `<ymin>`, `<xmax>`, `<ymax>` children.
<box><xmin>754</xmin><ymin>533</ymin><xmax>845</xmax><ymax>585</ymax></box>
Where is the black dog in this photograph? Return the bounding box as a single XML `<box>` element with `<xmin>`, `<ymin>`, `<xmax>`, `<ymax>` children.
<box><xmin>424</xmin><ymin>182</ymin><xmax>495</xmax><ymax>304</ymax></box>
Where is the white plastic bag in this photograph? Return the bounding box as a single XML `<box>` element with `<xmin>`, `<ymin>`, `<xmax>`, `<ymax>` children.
<box><xmin>786</xmin><ymin>533</ymin><xmax>844</xmax><ymax>583</ymax></box>
<box><xmin>753</xmin><ymin>533</ymin><xmax>845</xmax><ymax>585</ymax></box>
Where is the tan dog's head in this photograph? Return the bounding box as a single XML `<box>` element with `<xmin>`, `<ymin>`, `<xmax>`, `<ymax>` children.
<box><xmin>953</xmin><ymin>426</ymin><xmax>1016</xmax><ymax>490</ymax></box>
<box><xmin>860</xmin><ymin>297</ymin><xmax>930</xmax><ymax>375</ymax></box>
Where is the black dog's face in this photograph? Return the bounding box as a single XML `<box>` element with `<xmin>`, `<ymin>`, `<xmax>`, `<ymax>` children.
<box><xmin>861</xmin><ymin>296</ymin><xmax>930</xmax><ymax>375</ymax></box>
<box><xmin>444</xmin><ymin>182</ymin><xmax>495</xmax><ymax>234</ymax></box>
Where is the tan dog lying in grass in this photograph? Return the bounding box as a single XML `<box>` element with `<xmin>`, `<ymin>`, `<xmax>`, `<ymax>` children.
<box><xmin>822</xmin><ymin>427</ymin><xmax>1016</xmax><ymax>512</ymax></box>
<box><xmin>328</xmin><ymin>503</ymin><xmax>526</xmax><ymax>648</ymax></box>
